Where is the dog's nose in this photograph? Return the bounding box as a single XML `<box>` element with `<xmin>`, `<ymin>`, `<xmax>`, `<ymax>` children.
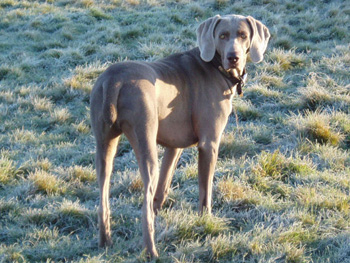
<box><xmin>227</xmin><ymin>53</ymin><xmax>239</xmax><ymax>63</ymax></box>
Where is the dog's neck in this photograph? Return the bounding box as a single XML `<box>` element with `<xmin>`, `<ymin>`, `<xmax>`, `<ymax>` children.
<box><xmin>210</xmin><ymin>52</ymin><xmax>247</xmax><ymax>96</ymax></box>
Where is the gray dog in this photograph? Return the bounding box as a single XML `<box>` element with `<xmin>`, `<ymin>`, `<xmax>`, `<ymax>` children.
<box><xmin>90</xmin><ymin>14</ymin><xmax>270</xmax><ymax>257</ymax></box>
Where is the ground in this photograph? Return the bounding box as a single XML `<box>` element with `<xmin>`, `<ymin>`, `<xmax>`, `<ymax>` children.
<box><xmin>0</xmin><ymin>0</ymin><xmax>350</xmax><ymax>262</ymax></box>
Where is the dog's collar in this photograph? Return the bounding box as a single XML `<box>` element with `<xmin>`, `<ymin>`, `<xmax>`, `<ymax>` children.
<box><xmin>210</xmin><ymin>53</ymin><xmax>247</xmax><ymax>97</ymax></box>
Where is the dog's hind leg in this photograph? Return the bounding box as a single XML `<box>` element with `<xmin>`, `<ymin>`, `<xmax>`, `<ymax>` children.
<box><xmin>153</xmin><ymin>147</ymin><xmax>183</xmax><ymax>214</ymax></box>
<box><xmin>94</xmin><ymin>128</ymin><xmax>120</xmax><ymax>247</ymax></box>
<box><xmin>121</xmin><ymin>110</ymin><xmax>160</xmax><ymax>257</ymax></box>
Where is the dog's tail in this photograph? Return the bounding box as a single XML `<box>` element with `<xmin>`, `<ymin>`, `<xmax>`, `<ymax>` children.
<box><xmin>102</xmin><ymin>81</ymin><xmax>122</xmax><ymax>126</ymax></box>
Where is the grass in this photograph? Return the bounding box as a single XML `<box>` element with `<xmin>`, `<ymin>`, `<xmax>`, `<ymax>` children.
<box><xmin>291</xmin><ymin>110</ymin><xmax>344</xmax><ymax>146</ymax></box>
<box><xmin>0</xmin><ymin>153</ymin><xmax>22</xmax><ymax>185</ymax></box>
<box><xmin>252</xmin><ymin>149</ymin><xmax>315</xmax><ymax>182</ymax></box>
<box><xmin>0</xmin><ymin>0</ymin><xmax>349</xmax><ymax>262</ymax></box>
<box><xmin>29</xmin><ymin>169</ymin><xmax>67</xmax><ymax>195</ymax></box>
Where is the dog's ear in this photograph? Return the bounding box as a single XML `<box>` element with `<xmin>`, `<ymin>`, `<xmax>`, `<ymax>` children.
<box><xmin>197</xmin><ymin>15</ymin><xmax>221</xmax><ymax>62</ymax></box>
<box><xmin>246</xmin><ymin>16</ymin><xmax>270</xmax><ymax>63</ymax></box>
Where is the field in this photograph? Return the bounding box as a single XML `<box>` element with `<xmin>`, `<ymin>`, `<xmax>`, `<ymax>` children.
<box><xmin>0</xmin><ymin>0</ymin><xmax>350</xmax><ymax>262</ymax></box>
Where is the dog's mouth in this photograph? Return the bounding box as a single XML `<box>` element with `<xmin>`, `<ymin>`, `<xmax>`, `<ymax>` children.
<box><xmin>226</xmin><ymin>62</ymin><xmax>238</xmax><ymax>70</ymax></box>
<box><xmin>214</xmin><ymin>52</ymin><xmax>242</xmax><ymax>72</ymax></box>
<box><xmin>223</xmin><ymin>60</ymin><xmax>240</xmax><ymax>71</ymax></box>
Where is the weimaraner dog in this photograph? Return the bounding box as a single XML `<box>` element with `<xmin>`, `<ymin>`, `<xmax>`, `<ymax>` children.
<box><xmin>90</xmin><ymin>14</ymin><xmax>270</xmax><ymax>257</ymax></box>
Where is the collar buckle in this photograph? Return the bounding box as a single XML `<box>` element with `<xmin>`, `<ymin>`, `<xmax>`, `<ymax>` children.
<box><xmin>237</xmin><ymin>71</ymin><xmax>247</xmax><ymax>97</ymax></box>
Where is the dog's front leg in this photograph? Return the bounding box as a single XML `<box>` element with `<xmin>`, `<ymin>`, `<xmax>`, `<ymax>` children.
<box><xmin>153</xmin><ymin>147</ymin><xmax>183</xmax><ymax>214</ymax></box>
<box><xmin>197</xmin><ymin>140</ymin><xmax>219</xmax><ymax>214</ymax></box>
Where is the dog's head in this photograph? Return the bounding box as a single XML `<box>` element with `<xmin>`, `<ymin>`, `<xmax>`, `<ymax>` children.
<box><xmin>197</xmin><ymin>14</ymin><xmax>270</xmax><ymax>73</ymax></box>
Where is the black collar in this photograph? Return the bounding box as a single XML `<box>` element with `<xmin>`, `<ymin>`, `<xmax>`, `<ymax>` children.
<box><xmin>210</xmin><ymin>52</ymin><xmax>247</xmax><ymax>96</ymax></box>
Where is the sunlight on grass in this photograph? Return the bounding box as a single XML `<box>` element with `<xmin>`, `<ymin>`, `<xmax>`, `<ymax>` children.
<box><xmin>298</xmin><ymin>85</ymin><xmax>332</xmax><ymax>110</ymax></box>
<box><xmin>233</xmin><ymin>99</ymin><xmax>262</xmax><ymax>121</ymax></box>
<box><xmin>252</xmin><ymin>150</ymin><xmax>315</xmax><ymax>181</ymax></box>
<box><xmin>252</xmin><ymin>125</ymin><xmax>273</xmax><ymax>145</ymax></box>
<box><xmin>59</xmin><ymin>199</ymin><xmax>89</xmax><ymax>219</ymax></box>
<box><xmin>292</xmin><ymin>110</ymin><xmax>344</xmax><ymax>146</ymax></box>
<box><xmin>32</xmin><ymin>96</ymin><xmax>53</xmax><ymax>111</ymax></box>
<box><xmin>159</xmin><ymin>209</ymin><xmax>229</xmax><ymax>243</ymax></box>
<box><xmin>65</xmin><ymin>62</ymin><xmax>108</xmax><ymax>93</ymax></box>
<box><xmin>11</xmin><ymin>128</ymin><xmax>38</xmax><ymax>144</ymax></box>
<box><xmin>139</xmin><ymin>42</ymin><xmax>183</xmax><ymax>60</ymax></box>
<box><xmin>219</xmin><ymin>132</ymin><xmax>257</xmax><ymax>158</ymax></box>
<box><xmin>313</xmin><ymin>143</ymin><xmax>349</xmax><ymax>171</ymax></box>
<box><xmin>89</xmin><ymin>7</ymin><xmax>112</xmax><ymax>20</ymax></box>
<box><xmin>29</xmin><ymin>170</ymin><xmax>66</xmax><ymax>195</ymax></box>
<box><xmin>246</xmin><ymin>84</ymin><xmax>282</xmax><ymax>99</ymax></box>
<box><xmin>68</xmin><ymin>165</ymin><xmax>95</xmax><ymax>183</ymax></box>
<box><xmin>28</xmin><ymin>227</ymin><xmax>59</xmax><ymax>242</ymax></box>
<box><xmin>72</xmin><ymin>120</ymin><xmax>90</xmax><ymax>134</ymax></box>
<box><xmin>50</xmin><ymin>107</ymin><xmax>71</xmax><ymax>123</ymax></box>
<box><xmin>294</xmin><ymin>186</ymin><xmax>350</xmax><ymax>213</ymax></box>
<box><xmin>216</xmin><ymin>177</ymin><xmax>248</xmax><ymax>202</ymax></box>
<box><xmin>36</xmin><ymin>158</ymin><xmax>52</xmax><ymax>171</ymax></box>
<box><xmin>259</xmin><ymin>73</ymin><xmax>287</xmax><ymax>89</ymax></box>
<box><xmin>182</xmin><ymin>164</ymin><xmax>198</xmax><ymax>180</ymax></box>
<box><xmin>268</xmin><ymin>48</ymin><xmax>308</xmax><ymax>71</ymax></box>
<box><xmin>0</xmin><ymin>156</ymin><xmax>20</xmax><ymax>185</ymax></box>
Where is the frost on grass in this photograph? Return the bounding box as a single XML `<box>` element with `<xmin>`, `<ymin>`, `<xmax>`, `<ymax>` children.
<box><xmin>297</xmin><ymin>72</ymin><xmax>350</xmax><ymax>111</ymax></box>
<box><xmin>215</xmin><ymin>177</ymin><xmax>259</xmax><ymax>209</ymax></box>
<box><xmin>1</xmin><ymin>0</ymin><xmax>350</xmax><ymax>262</ymax></box>
<box><xmin>65</xmin><ymin>62</ymin><xmax>109</xmax><ymax>94</ymax></box>
<box><xmin>219</xmin><ymin>132</ymin><xmax>257</xmax><ymax>158</ymax></box>
<box><xmin>159</xmin><ymin>208</ymin><xmax>229</xmax><ymax>242</ymax></box>
<box><xmin>68</xmin><ymin>165</ymin><xmax>95</xmax><ymax>183</ymax></box>
<box><xmin>29</xmin><ymin>170</ymin><xmax>66</xmax><ymax>195</ymax></box>
<box><xmin>233</xmin><ymin>98</ymin><xmax>262</xmax><ymax>121</ymax></box>
<box><xmin>252</xmin><ymin>149</ymin><xmax>315</xmax><ymax>181</ymax></box>
<box><xmin>0</xmin><ymin>154</ymin><xmax>21</xmax><ymax>185</ymax></box>
<box><xmin>290</xmin><ymin>110</ymin><xmax>344</xmax><ymax>146</ymax></box>
<box><xmin>50</xmin><ymin>107</ymin><xmax>71</xmax><ymax>124</ymax></box>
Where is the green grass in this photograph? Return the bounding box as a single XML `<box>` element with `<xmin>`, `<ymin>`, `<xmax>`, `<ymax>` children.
<box><xmin>0</xmin><ymin>153</ymin><xmax>22</xmax><ymax>184</ymax></box>
<box><xmin>0</xmin><ymin>0</ymin><xmax>349</xmax><ymax>262</ymax></box>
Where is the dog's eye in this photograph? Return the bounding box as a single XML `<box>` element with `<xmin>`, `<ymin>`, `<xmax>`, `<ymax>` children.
<box><xmin>219</xmin><ymin>34</ymin><xmax>227</xmax><ymax>40</ymax></box>
<box><xmin>240</xmin><ymin>33</ymin><xmax>247</xmax><ymax>39</ymax></box>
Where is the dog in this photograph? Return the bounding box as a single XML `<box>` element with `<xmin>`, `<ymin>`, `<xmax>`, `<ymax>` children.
<box><xmin>90</xmin><ymin>14</ymin><xmax>270</xmax><ymax>257</ymax></box>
